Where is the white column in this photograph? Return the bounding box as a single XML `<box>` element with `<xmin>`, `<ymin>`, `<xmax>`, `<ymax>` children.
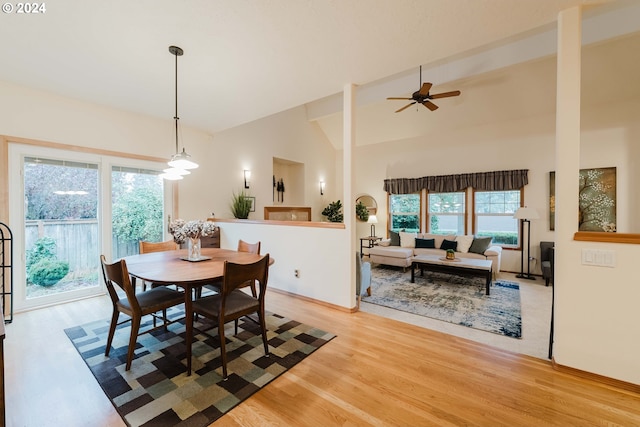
<box><xmin>554</xmin><ymin>6</ymin><xmax>581</xmax><ymax>361</ymax></box>
<box><xmin>343</xmin><ymin>83</ymin><xmax>356</xmax><ymax>308</ymax></box>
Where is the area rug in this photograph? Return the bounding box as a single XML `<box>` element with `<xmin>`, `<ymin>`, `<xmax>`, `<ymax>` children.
<box><xmin>363</xmin><ymin>266</ymin><xmax>522</xmax><ymax>338</ymax></box>
<box><xmin>64</xmin><ymin>309</ymin><xmax>335</xmax><ymax>426</ymax></box>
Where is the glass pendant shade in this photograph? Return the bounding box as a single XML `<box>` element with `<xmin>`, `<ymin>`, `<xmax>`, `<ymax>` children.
<box><xmin>168</xmin><ymin>148</ymin><xmax>199</xmax><ymax>170</ymax></box>
<box><xmin>159</xmin><ymin>171</ymin><xmax>184</xmax><ymax>181</ymax></box>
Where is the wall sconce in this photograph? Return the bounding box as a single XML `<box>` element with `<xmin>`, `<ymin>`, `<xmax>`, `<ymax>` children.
<box><xmin>320</xmin><ymin>180</ymin><xmax>325</xmax><ymax>195</ymax></box>
<box><xmin>244</xmin><ymin>170</ymin><xmax>251</xmax><ymax>189</ymax></box>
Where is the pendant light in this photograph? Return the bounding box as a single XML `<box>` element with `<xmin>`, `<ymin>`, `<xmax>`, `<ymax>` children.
<box><xmin>162</xmin><ymin>45</ymin><xmax>197</xmax><ymax>180</ymax></box>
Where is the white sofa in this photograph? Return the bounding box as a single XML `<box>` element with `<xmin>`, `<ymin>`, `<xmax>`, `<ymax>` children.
<box><xmin>368</xmin><ymin>232</ymin><xmax>502</xmax><ymax>279</ymax></box>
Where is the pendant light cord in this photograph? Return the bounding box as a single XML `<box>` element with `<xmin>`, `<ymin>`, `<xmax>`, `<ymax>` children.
<box><xmin>174</xmin><ymin>48</ymin><xmax>179</xmax><ymax>155</ymax></box>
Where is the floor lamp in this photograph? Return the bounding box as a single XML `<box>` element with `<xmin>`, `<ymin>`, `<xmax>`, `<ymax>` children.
<box><xmin>514</xmin><ymin>206</ymin><xmax>539</xmax><ymax>280</ymax></box>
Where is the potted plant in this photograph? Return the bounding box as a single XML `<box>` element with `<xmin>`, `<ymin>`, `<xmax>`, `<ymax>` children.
<box><xmin>230</xmin><ymin>190</ymin><xmax>252</xmax><ymax>219</ymax></box>
<box><xmin>322</xmin><ymin>200</ymin><xmax>344</xmax><ymax>223</ymax></box>
<box><xmin>356</xmin><ymin>201</ymin><xmax>369</xmax><ymax>222</ymax></box>
<box><xmin>446</xmin><ymin>249</ymin><xmax>456</xmax><ymax>260</ymax></box>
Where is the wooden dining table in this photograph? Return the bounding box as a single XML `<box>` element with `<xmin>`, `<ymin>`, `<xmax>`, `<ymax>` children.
<box><xmin>123</xmin><ymin>247</ymin><xmax>265</xmax><ymax>375</ymax></box>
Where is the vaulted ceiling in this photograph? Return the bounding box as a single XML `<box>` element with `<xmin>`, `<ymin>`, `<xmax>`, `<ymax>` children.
<box><xmin>0</xmin><ymin>0</ymin><xmax>637</xmax><ymax>144</ymax></box>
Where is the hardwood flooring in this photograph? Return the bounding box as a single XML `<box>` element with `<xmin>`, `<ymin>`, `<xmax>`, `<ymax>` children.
<box><xmin>5</xmin><ymin>291</ymin><xmax>640</xmax><ymax>426</ymax></box>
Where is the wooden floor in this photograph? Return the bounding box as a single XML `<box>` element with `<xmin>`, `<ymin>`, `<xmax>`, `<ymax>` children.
<box><xmin>5</xmin><ymin>291</ymin><xmax>640</xmax><ymax>426</ymax></box>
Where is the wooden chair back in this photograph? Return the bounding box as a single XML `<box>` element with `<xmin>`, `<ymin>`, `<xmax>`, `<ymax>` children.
<box><xmin>237</xmin><ymin>239</ymin><xmax>261</xmax><ymax>255</ymax></box>
<box><xmin>221</xmin><ymin>254</ymin><xmax>269</xmax><ymax>301</ymax></box>
<box><xmin>100</xmin><ymin>255</ymin><xmax>140</xmax><ymax>313</ymax></box>
<box><xmin>139</xmin><ymin>240</ymin><xmax>178</xmax><ymax>254</ymax></box>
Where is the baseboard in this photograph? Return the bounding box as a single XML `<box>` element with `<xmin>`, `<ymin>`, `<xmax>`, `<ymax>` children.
<box><xmin>551</xmin><ymin>358</ymin><xmax>640</xmax><ymax>394</ymax></box>
<box><xmin>269</xmin><ymin>287</ymin><xmax>357</xmax><ymax>313</ymax></box>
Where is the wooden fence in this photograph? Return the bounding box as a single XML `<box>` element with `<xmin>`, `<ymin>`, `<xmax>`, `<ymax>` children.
<box><xmin>25</xmin><ymin>220</ymin><xmax>139</xmax><ymax>270</ymax></box>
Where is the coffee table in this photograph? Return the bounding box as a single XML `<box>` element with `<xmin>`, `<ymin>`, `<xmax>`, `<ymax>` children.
<box><xmin>410</xmin><ymin>255</ymin><xmax>493</xmax><ymax>295</ymax></box>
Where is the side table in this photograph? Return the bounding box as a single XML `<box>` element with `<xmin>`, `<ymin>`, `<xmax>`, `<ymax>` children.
<box><xmin>360</xmin><ymin>236</ymin><xmax>382</xmax><ymax>258</ymax></box>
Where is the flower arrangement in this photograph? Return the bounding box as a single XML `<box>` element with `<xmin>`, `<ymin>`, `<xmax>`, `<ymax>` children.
<box><xmin>169</xmin><ymin>219</ymin><xmax>217</xmax><ymax>244</ymax></box>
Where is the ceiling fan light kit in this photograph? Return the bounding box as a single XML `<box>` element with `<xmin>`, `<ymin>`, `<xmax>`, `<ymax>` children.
<box><xmin>387</xmin><ymin>66</ymin><xmax>461</xmax><ymax>113</ymax></box>
<box><xmin>160</xmin><ymin>45</ymin><xmax>198</xmax><ymax>181</ymax></box>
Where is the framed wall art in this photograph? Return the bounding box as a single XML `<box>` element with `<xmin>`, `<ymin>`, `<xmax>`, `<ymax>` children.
<box><xmin>549</xmin><ymin>167</ymin><xmax>616</xmax><ymax>232</ymax></box>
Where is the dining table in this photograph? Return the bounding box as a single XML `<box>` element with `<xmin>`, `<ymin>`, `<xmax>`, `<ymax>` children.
<box><xmin>123</xmin><ymin>247</ymin><xmax>265</xmax><ymax>375</ymax></box>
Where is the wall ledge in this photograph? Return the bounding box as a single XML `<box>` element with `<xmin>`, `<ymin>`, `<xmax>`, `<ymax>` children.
<box><xmin>211</xmin><ymin>218</ymin><xmax>345</xmax><ymax>229</ymax></box>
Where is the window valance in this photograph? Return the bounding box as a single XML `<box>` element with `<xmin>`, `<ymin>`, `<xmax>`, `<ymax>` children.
<box><xmin>383</xmin><ymin>169</ymin><xmax>528</xmax><ymax>194</ymax></box>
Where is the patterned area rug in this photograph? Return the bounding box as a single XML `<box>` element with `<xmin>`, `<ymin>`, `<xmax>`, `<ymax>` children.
<box><xmin>64</xmin><ymin>309</ymin><xmax>335</xmax><ymax>426</ymax></box>
<box><xmin>363</xmin><ymin>266</ymin><xmax>522</xmax><ymax>338</ymax></box>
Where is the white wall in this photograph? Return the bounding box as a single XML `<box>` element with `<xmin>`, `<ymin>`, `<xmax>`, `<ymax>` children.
<box><xmin>216</xmin><ymin>221</ymin><xmax>351</xmax><ymax>307</ymax></box>
<box><xmin>192</xmin><ymin>106</ymin><xmax>338</xmax><ymax>223</ymax></box>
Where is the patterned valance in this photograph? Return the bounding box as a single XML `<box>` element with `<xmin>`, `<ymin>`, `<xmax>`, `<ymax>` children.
<box><xmin>383</xmin><ymin>169</ymin><xmax>528</xmax><ymax>194</ymax></box>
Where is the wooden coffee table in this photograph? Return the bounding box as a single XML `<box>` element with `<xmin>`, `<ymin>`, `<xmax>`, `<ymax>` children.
<box><xmin>410</xmin><ymin>255</ymin><xmax>493</xmax><ymax>295</ymax></box>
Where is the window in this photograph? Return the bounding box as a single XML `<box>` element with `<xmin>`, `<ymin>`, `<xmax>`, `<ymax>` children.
<box><xmin>389</xmin><ymin>194</ymin><xmax>421</xmax><ymax>233</ymax></box>
<box><xmin>428</xmin><ymin>192</ymin><xmax>466</xmax><ymax>235</ymax></box>
<box><xmin>474</xmin><ymin>190</ymin><xmax>521</xmax><ymax>246</ymax></box>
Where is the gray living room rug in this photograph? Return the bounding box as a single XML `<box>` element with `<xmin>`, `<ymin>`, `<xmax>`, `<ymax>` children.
<box><xmin>363</xmin><ymin>265</ymin><xmax>522</xmax><ymax>338</ymax></box>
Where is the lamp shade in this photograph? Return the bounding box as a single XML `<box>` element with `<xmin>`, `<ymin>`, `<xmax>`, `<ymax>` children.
<box><xmin>367</xmin><ymin>214</ymin><xmax>378</xmax><ymax>224</ymax></box>
<box><xmin>513</xmin><ymin>206</ymin><xmax>539</xmax><ymax>220</ymax></box>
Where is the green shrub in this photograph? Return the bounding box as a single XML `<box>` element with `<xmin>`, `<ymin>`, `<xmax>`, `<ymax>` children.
<box><xmin>29</xmin><ymin>259</ymin><xmax>70</xmax><ymax>287</ymax></box>
<box><xmin>26</xmin><ymin>236</ymin><xmax>58</xmax><ymax>271</ymax></box>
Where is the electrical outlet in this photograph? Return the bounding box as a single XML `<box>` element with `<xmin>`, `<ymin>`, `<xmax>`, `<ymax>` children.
<box><xmin>294</xmin><ymin>269</ymin><xmax>300</xmax><ymax>278</ymax></box>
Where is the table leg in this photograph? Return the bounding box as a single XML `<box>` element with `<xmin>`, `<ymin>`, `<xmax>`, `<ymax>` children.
<box><xmin>185</xmin><ymin>286</ymin><xmax>193</xmax><ymax>375</ymax></box>
<box><xmin>485</xmin><ymin>271</ymin><xmax>491</xmax><ymax>295</ymax></box>
<box><xmin>411</xmin><ymin>262</ymin><xmax>416</xmax><ymax>283</ymax></box>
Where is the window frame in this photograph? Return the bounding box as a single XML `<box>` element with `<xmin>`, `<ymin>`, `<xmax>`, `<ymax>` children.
<box><xmin>472</xmin><ymin>188</ymin><xmax>523</xmax><ymax>248</ymax></box>
<box><xmin>426</xmin><ymin>190</ymin><xmax>468</xmax><ymax>235</ymax></box>
<box><xmin>387</xmin><ymin>192</ymin><xmax>422</xmax><ymax>235</ymax></box>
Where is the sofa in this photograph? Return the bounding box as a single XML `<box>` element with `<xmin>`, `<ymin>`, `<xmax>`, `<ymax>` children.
<box><xmin>368</xmin><ymin>231</ymin><xmax>502</xmax><ymax>279</ymax></box>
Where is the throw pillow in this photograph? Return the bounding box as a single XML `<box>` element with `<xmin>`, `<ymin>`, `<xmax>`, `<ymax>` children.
<box><xmin>378</xmin><ymin>239</ymin><xmax>391</xmax><ymax>247</ymax></box>
<box><xmin>389</xmin><ymin>230</ymin><xmax>400</xmax><ymax>246</ymax></box>
<box><xmin>420</xmin><ymin>233</ymin><xmax>455</xmax><ymax>249</ymax></box>
<box><xmin>455</xmin><ymin>235</ymin><xmax>475</xmax><ymax>253</ymax></box>
<box><xmin>399</xmin><ymin>231</ymin><xmax>417</xmax><ymax>248</ymax></box>
<box><xmin>440</xmin><ymin>239</ymin><xmax>458</xmax><ymax>251</ymax></box>
<box><xmin>415</xmin><ymin>238</ymin><xmax>436</xmax><ymax>249</ymax></box>
<box><xmin>469</xmin><ymin>236</ymin><xmax>492</xmax><ymax>254</ymax></box>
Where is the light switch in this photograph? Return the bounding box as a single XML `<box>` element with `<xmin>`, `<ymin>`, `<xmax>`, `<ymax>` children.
<box><xmin>582</xmin><ymin>249</ymin><xmax>616</xmax><ymax>267</ymax></box>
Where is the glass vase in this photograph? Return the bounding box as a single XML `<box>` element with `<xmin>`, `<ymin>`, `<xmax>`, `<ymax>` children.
<box><xmin>187</xmin><ymin>237</ymin><xmax>201</xmax><ymax>261</ymax></box>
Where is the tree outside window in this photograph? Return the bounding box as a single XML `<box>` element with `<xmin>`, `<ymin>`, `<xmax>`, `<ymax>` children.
<box><xmin>389</xmin><ymin>194</ymin><xmax>420</xmax><ymax>233</ymax></box>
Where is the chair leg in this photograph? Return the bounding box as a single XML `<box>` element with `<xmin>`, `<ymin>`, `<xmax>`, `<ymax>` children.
<box><xmin>258</xmin><ymin>310</ymin><xmax>269</xmax><ymax>356</ymax></box>
<box><xmin>545</xmin><ymin>278</ymin><xmax>550</xmax><ymax>287</ymax></box>
<box><xmin>366</xmin><ymin>286</ymin><xmax>371</xmax><ymax>296</ymax></box>
<box><xmin>219</xmin><ymin>317</ymin><xmax>228</xmax><ymax>379</ymax></box>
<box><xmin>105</xmin><ymin>310</ymin><xmax>119</xmax><ymax>357</ymax></box>
<box><xmin>162</xmin><ymin>308</ymin><xmax>169</xmax><ymax>331</ymax></box>
<box><xmin>126</xmin><ymin>316</ymin><xmax>141</xmax><ymax>371</ymax></box>
<box><xmin>234</xmin><ymin>319</ymin><xmax>239</xmax><ymax>335</ymax></box>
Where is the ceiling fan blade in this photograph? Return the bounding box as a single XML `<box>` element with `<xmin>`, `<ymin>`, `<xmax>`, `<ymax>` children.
<box><xmin>387</xmin><ymin>97</ymin><xmax>412</xmax><ymax>100</ymax></box>
<box><xmin>395</xmin><ymin>102</ymin><xmax>416</xmax><ymax>113</ymax></box>
<box><xmin>430</xmin><ymin>90</ymin><xmax>461</xmax><ymax>99</ymax></box>
<box><xmin>418</xmin><ymin>82</ymin><xmax>432</xmax><ymax>96</ymax></box>
<box><xmin>422</xmin><ymin>101</ymin><xmax>438</xmax><ymax>111</ymax></box>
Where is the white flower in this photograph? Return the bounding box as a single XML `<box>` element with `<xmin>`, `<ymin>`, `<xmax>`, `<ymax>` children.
<box><xmin>169</xmin><ymin>219</ymin><xmax>217</xmax><ymax>244</ymax></box>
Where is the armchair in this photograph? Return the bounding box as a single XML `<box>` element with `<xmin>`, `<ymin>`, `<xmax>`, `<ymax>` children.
<box><xmin>540</xmin><ymin>241</ymin><xmax>554</xmax><ymax>286</ymax></box>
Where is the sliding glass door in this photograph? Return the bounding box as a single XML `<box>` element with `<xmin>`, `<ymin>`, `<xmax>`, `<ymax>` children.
<box><xmin>23</xmin><ymin>156</ymin><xmax>101</xmax><ymax>303</ymax></box>
<box><xmin>9</xmin><ymin>143</ymin><xmax>171</xmax><ymax>311</ymax></box>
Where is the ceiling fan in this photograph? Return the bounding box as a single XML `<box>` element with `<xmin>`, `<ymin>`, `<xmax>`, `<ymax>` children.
<box><xmin>387</xmin><ymin>66</ymin><xmax>461</xmax><ymax>112</ymax></box>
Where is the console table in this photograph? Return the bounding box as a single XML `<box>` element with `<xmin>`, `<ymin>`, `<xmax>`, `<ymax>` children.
<box><xmin>360</xmin><ymin>236</ymin><xmax>381</xmax><ymax>258</ymax></box>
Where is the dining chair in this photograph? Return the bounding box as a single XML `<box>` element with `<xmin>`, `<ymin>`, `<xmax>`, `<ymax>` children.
<box><xmin>139</xmin><ymin>240</ymin><xmax>179</xmax><ymax>291</ymax></box>
<box><xmin>191</xmin><ymin>254</ymin><xmax>270</xmax><ymax>379</ymax></box>
<box><xmin>196</xmin><ymin>239</ymin><xmax>261</xmax><ymax>299</ymax></box>
<box><xmin>100</xmin><ymin>254</ymin><xmax>185</xmax><ymax>371</ymax></box>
